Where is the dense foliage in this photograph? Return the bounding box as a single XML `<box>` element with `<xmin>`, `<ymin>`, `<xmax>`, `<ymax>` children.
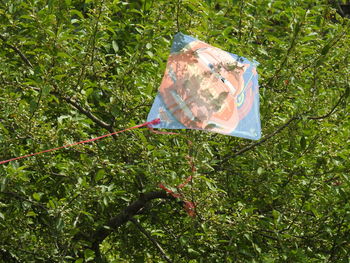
<box><xmin>0</xmin><ymin>0</ymin><xmax>349</xmax><ymax>262</ymax></box>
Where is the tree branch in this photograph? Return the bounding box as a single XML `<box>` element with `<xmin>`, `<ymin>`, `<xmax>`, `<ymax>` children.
<box><xmin>232</xmin><ymin>116</ymin><xmax>300</xmax><ymax>159</ymax></box>
<box><xmin>86</xmin><ymin>191</ymin><xmax>175</xmax><ymax>255</ymax></box>
<box><xmin>59</xmin><ymin>94</ymin><xmax>114</xmax><ymax>133</ymax></box>
<box><xmin>221</xmin><ymin>87</ymin><xmax>348</xmax><ymax>162</ymax></box>
<box><xmin>130</xmin><ymin>218</ymin><xmax>173</xmax><ymax>263</ymax></box>
<box><xmin>0</xmin><ymin>191</ymin><xmax>47</xmax><ymax>211</ymax></box>
<box><xmin>263</xmin><ymin>18</ymin><xmax>302</xmax><ymax>90</ymax></box>
<box><xmin>0</xmin><ymin>247</ymin><xmax>20</xmax><ymax>262</ymax></box>
<box><xmin>17</xmin><ymin>84</ymin><xmax>117</xmax><ymax>138</ymax></box>
<box><xmin>0</xmin><ymin>34</ymin><xmax>33</xmax><ymax>68</ymax></box>
<box><xmin>175</xmin><ymin>0</ymin><xmax>181</xmax><ymax>32</ymax></box>
<box><xmin>308</xmin><ymin>88</ymin><xmax>348</xmax><ymax>120</ymax></box>
<box><xmin>0</xmin><ymin>33</ymin><xmax>115</xmax><ymax>135</ymax></box>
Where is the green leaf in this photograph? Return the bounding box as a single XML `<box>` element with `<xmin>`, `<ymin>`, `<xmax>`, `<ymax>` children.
<box><xmin>112</xmin><ymin>40</ymin><xmax>119</xmax><ymax>53</ymax></box>
<box><xmin>47</xmin><ymin>200</ymin><xmax>56</xmax><ymax>209</ymax></box>
<box><xmin>26</xmin><ymin>211</ymin><xmax>37</xmax><ymax>217</ymax></box>
<box><xmin>146</xmin><ymin>51</ymin><xmax>154</xmax><ymax>57</ymax></box>
<box><xmin>32</xmin><ymin>192</ymin><xmax>41</xmax><ymax>201</ymax></box>
<box><xmin>70</xmin><ymin>9</ymin><xmax>84</xmax><ymax>19</ymax></box>
<box><xmin>0</xmin><ymin>122</ymin><xmax>9</xmax><ymax>135</ymax></box>
<box><xmin>56</xmin><ymin>217</ymin><xmax>64</xmax><ymax>231</ymax></box>
<box><xmin>0</xmin><ymin>177</ymin><xmax>8</xmax><ymax>192</ymax></box>
<box><xmin>1</xmin><ymin>1</ymin><xmax>349</xmax><ymax>261</ymax></box>
<box><xmin>103</xmin><ymin>196</ymin><xmax>109</xmax><ymax>206</ymax></box>
<box><xmin>95</xmin><ymin>169</ymin><xmax>105</xmax><ymax>182</ymax></box>
<box><xmin>320</xmin><ymin>44</ymin><xmax>330</xmax><ymax>55</ymax></box>
<box><xmin>41</xmin><ymin>85</ymin><xmax>51</xmax><ymax>96</ymax></box>
<box><xmin>84</xmin><ymin>249</ymin><xmax>95</xmax><ymax>262</ymax></box>
<box><xmin>57</xmin><ymin>52</ymin><xmax>71</xmax><ymax>59</ymax></box>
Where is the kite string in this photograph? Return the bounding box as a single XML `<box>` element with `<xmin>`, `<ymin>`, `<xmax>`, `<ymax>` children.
<box><xmin>0</xmin><ymin>118</ymin><xmax>161</xmax><ymax>165</ymax></box>
<box><xmin>1</xmin><ymin>118</ymin><xmax>197</xmax><ymax>216</ymax></box>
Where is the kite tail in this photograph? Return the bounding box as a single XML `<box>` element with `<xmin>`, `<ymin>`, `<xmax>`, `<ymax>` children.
<box><xmin>149</xmin><ymin>128</ymin><xmax>197</xmax><ymax>217</ymax></box>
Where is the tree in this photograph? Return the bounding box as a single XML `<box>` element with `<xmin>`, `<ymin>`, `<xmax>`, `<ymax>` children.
<box><xmin>0</xmin><ymin>0</ymin><xmax>349</xmax><ymax>262</ymax></box>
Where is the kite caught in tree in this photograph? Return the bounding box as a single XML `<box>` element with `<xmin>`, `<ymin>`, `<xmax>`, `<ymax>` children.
<box><xmin>0</xmin><ymin>33</ymin><xmax>261</xmax><ymax>166</ymax></box>
<box><xmin>147</xmin><ymin>33</ymin><xmax>261</xmax><ymax>140</ymax></box>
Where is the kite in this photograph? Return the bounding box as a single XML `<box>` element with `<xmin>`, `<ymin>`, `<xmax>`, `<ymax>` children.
<box><xmin>147</xmin><ymin>33</ymin><xmax>261</xmax><ymax>140</ymax></box>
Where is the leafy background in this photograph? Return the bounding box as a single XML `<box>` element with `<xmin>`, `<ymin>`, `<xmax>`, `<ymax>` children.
<box><xmin>0</xmin><ymin>0</ymin><xmax>349</xmax><ymax>262</ymax></box>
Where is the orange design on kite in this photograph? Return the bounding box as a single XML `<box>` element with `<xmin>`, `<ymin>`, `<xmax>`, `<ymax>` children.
<box><xmin>159</xmin><ymin>40</ymin><xmax>252</xmax><ymax>134</ymax></box>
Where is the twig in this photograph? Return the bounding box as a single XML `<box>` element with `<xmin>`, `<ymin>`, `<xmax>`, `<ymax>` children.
<box><xmin>176</xmin><ymin>0</ymin><xmax>181</xmax><ymax>32</ymax></box>
<box><xmin>224</xmin><ymin>234</ymin><xmax>236</xmax><ymax>262</ymax></box>
<box><xmin>308</xmin><ymin>88</ymin><xmax>347</xmax><ymax>120</ymax></box>
<box><xmin>28</xmin><ymin>88</ymin><xmax>43</xmax><ymax>123</ymax></box>
<box><xmin>327</xmin><ymin>217</ymin><xmax>346</xmax><ymax>262</ymax></box>
<box><xmin>231</xmin><ymin>116</ymin><xmax>300</xmax><ymax>159</ymax></box>
<box><xmin>58</xmin><ymin>94</ymin><xmax>115</xmax><ymax>133</ymax></box>
<box><xmin>1</xmin><ymin>245</ymin><xmax>46</xmax><ymax>261</ymax></box>
<box><xmin>75</xmin><ymin>1</ymin><xmax>104</xmax><ymax>91</ymax></box>
<box><xmin>16</xmin><ymin>83</ymin><xmax>117</xmax><ymax>138</ymax></box>
<box><xmin>0</xmin><ymin>247</ymin><xmax>19</xmax><ymax>262</ymax></box>
<box><xmin>335</xmin><ymin>1</ymin><xmax>345</xmax><ymax>17</ymax></box>
<box><xmin>221</xmin><ymin>86</ymin><xmax>348</xmax><ymax>162</ymax></box>
<box><xmin>0</xmin><ymin>34</ymin><xmax>33</xmax><ymax>68</ymax></box>
<box><xmin>1</xmin><ymin>191</ymin><xmax>47</xmax><ymax>211</ymax></box>
<box><xmin>280</xmin><ymin>179</ymin><xmax>314</xmax><ymax>233</ymax></box>
<box><xmin>263</xmin><ymin>18</ymin><xmax>302</xmax><ymax>90</ymax></box>
<box><xmin>90</xmin><ymin>1</ymin><xmax>104</xmax><ymax>66</ymax></box>
<box><xmin>296</xmin><ymin>28</ymin><xmax>348</xmax><ymax>76</ymax></box>
<box><xmin>237</xmin><ymin>0</ymin><xmax>245</xmax><ymax>41</ymax></box>
<box><xmin>130</xmin><ymin>218</ymin><xmax>173</xmax><ymax>263</ymax></box>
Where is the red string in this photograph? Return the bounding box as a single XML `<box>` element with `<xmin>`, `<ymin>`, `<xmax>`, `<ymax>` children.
<box><xmin>0</xmin><ymin>118</ymin><xmax>160</xmax><ymax>165</ymax></box>
<box><xmin>183</xmin><ymin>201</ymin><xmax>196</xmax><ymax>217</ymax></box>
<box><xmin>149</xmin><ymin>127</ymin><xmax>196</xmax><ymax>217</ymax></box>
<box><xmin>158</xmin><ymin>177</ymin><xmax>195</xmax><ymax>217</ymax></box>
<box><xmin>159</xmin><ymin>184</ymin><xmax>182</xmax><ymax>199</ymax></box>
<box><xmin>178</xmin><ymin>175</ymin><xmax>193</xmax><ymax>188</ymax></box>
<box><xmin>147</xmin><ymin>126</ymin><xmax>179</xmax><ymax>135</ymax></box>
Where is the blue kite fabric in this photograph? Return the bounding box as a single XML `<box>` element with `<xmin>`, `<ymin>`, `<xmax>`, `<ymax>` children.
<box><xmin>147</xmin><ymin>33</ymin><xmax>261</xmax><ymax>140</ymax></box>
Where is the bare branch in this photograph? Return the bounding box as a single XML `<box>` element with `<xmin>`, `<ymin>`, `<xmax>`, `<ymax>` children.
<box><xmin>130</xmin><ymin>218</ymin><xmax>173</xmax><ymax>263</ymax></box>
<box><xmin>0</xmin><ymin>34</ymin><xmax>33</xmax><ymax>68</ymax></box>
